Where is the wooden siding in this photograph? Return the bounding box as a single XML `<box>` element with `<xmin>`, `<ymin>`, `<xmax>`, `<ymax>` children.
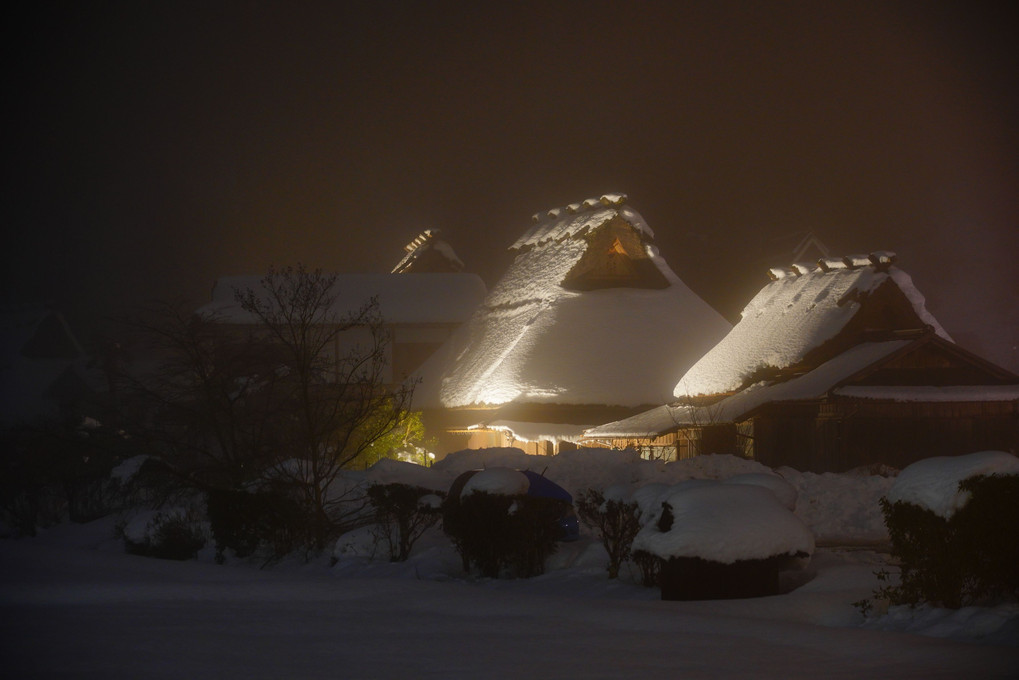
<box><xmin>752</xmin><ymin>398</ymin><xmax>1018</xmax><ymax>472</ymax></box>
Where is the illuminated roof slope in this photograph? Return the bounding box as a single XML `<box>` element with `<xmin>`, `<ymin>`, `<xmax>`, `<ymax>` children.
<box><xmin>425</xmin><ymin>195</ymin><xmax>731</xmax><ymax>409</ymax></box>
<box><xmin>673</xmin><ymin>252</ymin><xmax>951</xmax><ymax>399</ymax></box>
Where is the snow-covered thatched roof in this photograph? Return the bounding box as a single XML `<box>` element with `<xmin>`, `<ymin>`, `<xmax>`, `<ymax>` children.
<box><xmin>586</xmin><ymin>340</ymin><xmax>915</xmax><ymax>439</ymax></box>
<box><xmin>415</xmin><ymin>195</ymin><xmax>731</xmax><ymax>409</ymax></box>
<box><xmin>391</xmin><ymin>229</ymin><xmax>465</xmax><ymax>274</ymax></box>
<box><xmin>197</xmin><ymin>273</ymin><xmax>486</xmax><ymax>326</ymax></box>
<box><xmin>673</xmin><ymin>252</ymin><xmax>950</xmax><ymax>399</ymax></box>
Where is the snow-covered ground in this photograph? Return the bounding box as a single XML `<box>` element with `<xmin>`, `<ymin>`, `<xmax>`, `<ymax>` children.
<box><xmin>2</xmin><ymin>450</ymin><xmax>1018</xmax><ymax>678</ymax></box>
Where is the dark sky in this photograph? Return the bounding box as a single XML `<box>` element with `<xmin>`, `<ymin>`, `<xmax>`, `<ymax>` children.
<box><xmin>6</xmin><ymin>1</ymin><xmax>1018</xmax><ymax>368</ymax></box>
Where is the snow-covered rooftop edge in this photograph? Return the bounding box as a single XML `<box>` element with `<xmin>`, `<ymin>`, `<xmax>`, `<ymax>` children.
<box><xmin>196</xmin><ymin>272</ymin><xmax>486</xmax><ymax>325</ymax></box>
<box><xmin>673</xmin><ymin>254</ymin><xmax>951</xmax><ymax>399</ymax></box>
<box><xmin>586</xmin><ymin>341</ymin><xmax>912</xmax><ymax>439</ymax></box>
<box><xmin>514</xmin><ymin>193</ymin><xmax>642</xmax><ymax>249</ymax></box>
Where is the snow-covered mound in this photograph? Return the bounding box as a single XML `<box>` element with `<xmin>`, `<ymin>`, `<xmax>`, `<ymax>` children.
<box><xmin>723</xmin><ymin>472</ymin><xmax>798</xmax><ymax>511</ymax></box>
<box><xmin>461</xmin><ymin>468</ymin><xmax>530</xmax><ymax>497</ymax></box>
<box><xmin>885</xmin><ymin>450</ymin><xmax>1019</xmax><ymax>518</ymax></box>
<box><xmin>632</xmin><ymin>484</ymin><xmax>815</xmax><ymax>563</ymax></box>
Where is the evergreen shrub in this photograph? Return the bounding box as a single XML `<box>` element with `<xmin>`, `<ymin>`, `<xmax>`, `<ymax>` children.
<box><xmin>879</xmin><ymin>473</ymin><xmax>1019</xmax><ymax>608</ymax></box>
<box><xmin>206</xmin><ymin>488</ymin><xmax>309</xmax><ymax>563</ymax></box>
<box><xmin>443</xmin><ymin>491</ymin><xmax>566</xmax><ymax>578</ymax></box>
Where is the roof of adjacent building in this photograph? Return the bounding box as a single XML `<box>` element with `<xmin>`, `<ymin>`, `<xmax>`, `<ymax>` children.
<box><xmin>391</xmin><ymin>229</ymin><xmax>466</xmax><ymax>274</ymax></box>
<box><xmin>673</xmin><ymin>252</ymin><xmax>951</xmax><ymax>399</ymax></box>
<box><xmin>197</xmin><ymin>272</ymin><xmax>486</xmax><ymax>326</ymax></box>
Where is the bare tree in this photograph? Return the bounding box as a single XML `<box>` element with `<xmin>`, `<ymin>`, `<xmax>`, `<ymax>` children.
<box><xmin>235</xmin><ymin>265</ymin><xmax>415</xmax><ymax>548</ymax></box>
<box><xmin>114</xmin><ymin>266</ymin><xmax>417</xmax><ymax>552</ymax></box>
<box><xmin>114</xmin><ymin>300</ymin><xmax>282</xmax><ymax>491</ymax></box>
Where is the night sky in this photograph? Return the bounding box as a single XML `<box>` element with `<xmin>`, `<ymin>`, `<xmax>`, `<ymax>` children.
<box><xmin>7</xmin><ymin>1</ymin><xmax>1018</xmax><ymax>368</ymax></box>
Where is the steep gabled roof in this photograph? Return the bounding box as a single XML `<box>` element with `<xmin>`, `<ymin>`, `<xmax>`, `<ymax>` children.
<box><xmin>673</xmin><ymin>252</ymin><xmax>950</xmax><ymax>399</ymax></box>
<box><xmin>391</xmin><ymin>229</ymin><xmax>466</xmax><ymax>274</ymax></box>
<box><xmin>418</xmin><ymin>195</ymin><xmax>731</xmax><ymax>409</ymax></box>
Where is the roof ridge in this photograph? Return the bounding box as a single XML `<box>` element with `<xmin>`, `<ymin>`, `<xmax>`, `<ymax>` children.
<box><xmin>767</xmin><ymin>251</ymin><xmax>898</xmax><ymax>280</ymax></box>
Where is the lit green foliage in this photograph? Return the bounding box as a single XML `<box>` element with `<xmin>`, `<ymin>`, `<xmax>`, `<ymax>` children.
<box><xmin>347</xmin><ymin>407</ymin><xmax>429</xmax><ymax>470</ymax></box>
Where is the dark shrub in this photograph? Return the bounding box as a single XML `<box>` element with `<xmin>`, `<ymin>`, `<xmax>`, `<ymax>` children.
<box><xmin>631</xmin><ymin>550</ymin><xmax>661</xmax><ymax>588</ymax></box>
<box><xmin>576</xmin><ymin>489</ymin><xmax>642</xmax><ymax>579</ymax></box>
<box><xmin>123</xmin><ymin>509</ymin><xmax>206</xmax><ymax>560</ymax></box>
<box><xmin>443</xmin><ymin>490</ymin><xmax>567</xmax><ymax>578</ymax></box>
<box><xmin>366</xmin><ymin>483</ymin><xmax>444</xmax><ymax>561</ymax></box>
<box><xmin>880</xmin><ymin>473</ymin><xmax>1019</xmax><ymax>608</ymax></box>
<box><xmin>206</xmin><ymin>487</ymin><xmax>310</xmax><ymax>563</ymax></box>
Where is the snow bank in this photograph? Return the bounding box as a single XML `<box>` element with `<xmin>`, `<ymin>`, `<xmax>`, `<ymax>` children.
<box><xmin>782</xmin><ymin>468</ymin><xmax>894</xmax><ymax>543</ymax></box>
<box><xmin>632</xmin><ymin>484</ymin><xmax>815</xmax><ymax>563</ymax></box>
<box><xmin>885</xmin><ymin>450</ymin><xmax>1019</xmax><ymax>518</ymax></box>
<box><xmin>110</xmin><ymin>455</ymin><xmax>150</xmax><ymax>484</ymax></box>
<box><xmin>724</xmin><ymin>472</ymin><xmax>798</xmax><ymax>511</ymax></box>
<box><xmin>364</xmin><ymin>448</ymin><xmax>895</xmax><ymax>545</ymax></box>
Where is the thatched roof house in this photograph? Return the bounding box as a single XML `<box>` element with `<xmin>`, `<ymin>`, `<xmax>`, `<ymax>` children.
<box><xmin>586</xmin><ymin>252</ymin><xmax>1019</xmax><ymax>471</ymax></box>
<box><xmin>414</xmin><ymin>194</ymin><xmax>731</xmax><ymax>454</ymax></box>
<box><xmin>198</xmin><ymin>236</ymin><xmax>485</xmax><ymax>385</ymax></box>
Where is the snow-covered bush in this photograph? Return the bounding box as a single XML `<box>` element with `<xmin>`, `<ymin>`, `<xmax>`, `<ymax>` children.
<box><xmin>366</xmin><ymin>483</ymin><xmax>444</xmax><ymax>562</ymax></box>
<box><xmin>443</xmin><ymin>491</ymin><xmax>566</xmax><ymax>578</ymax></box>
<box><xmin>121</xmin><ymin>507</ymin><xmax>208</xmax><ymax>560</ymax></box>
<box><xmin>575</xmin><ymin>488</ymin><xmax>641</xmax><ymax>579</ymax></box>
<box><xmin>442</xmin><ymin>470</ymin><xmax>568</xmax><ymax>579</ymax></box>
<box><xmin>633</xmin><ymin>484</ymin><xmax>814</xmax><ymax>600</ymax></box>
<box><xmin>878</xmin><ymin>451</ymin><xmax>1019</xmax><ymax>609</ymax></box>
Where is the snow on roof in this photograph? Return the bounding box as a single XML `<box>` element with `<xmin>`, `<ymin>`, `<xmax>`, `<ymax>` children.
<box><xmin>473</xmin><ymin>420</ymin><xmax>590</xmax><ymax>444</ymax></box>
<box><xmin>196</xmin><ymin>272</ymin><xmax>486</xmax><ymax>325</ymax></box>
<box><xmin>885</xmin><ymin>451</ymin><xmax>1019</xmax><ymax>519</ymax></box>
<box><xmin>835</xmin><ymin>385</ymin><xmax>1019</xmax><ymax>402</ymax></box>
<box><xmin>587</xmin><ymin>341</ymin><xmax>911</xmax><ymax>438</ymax></box>
<box><xmin>674</xmin><ymin>253</ymin><xmax>951</xmax><ymax>398</ymax></box>
<box><xmin>513</xmin><ymin>194</ymin><xmax>650</xmax><ymax>250</ymax></box>
<box><xmin>424</xmin><ymin>198</ymin><xmax>731</xmax><ymax>409</ymax></box>
<box><xmin>391</xmin><ymin>229</ymin><xmax>465</xmax><ymax>274</ymax></box>
<box><xmin>631</xmin><ymin>483</ymin><xmax>814</xmax><ymax>563</ymax></box>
